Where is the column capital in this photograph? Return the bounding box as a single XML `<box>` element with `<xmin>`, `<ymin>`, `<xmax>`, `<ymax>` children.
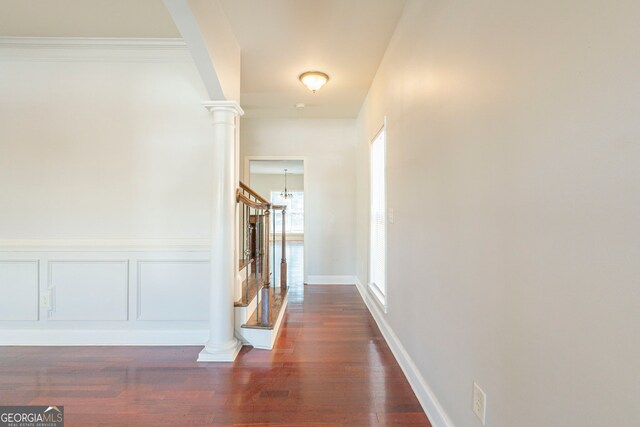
<box><xmin>202</xmin><ymin>100</ymin><xmax>244</xmax><ymax>116</ymax></box>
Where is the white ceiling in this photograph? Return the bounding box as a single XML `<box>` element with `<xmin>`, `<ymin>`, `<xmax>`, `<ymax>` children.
<box><xmin>250</xmin><ymin>160</ymin><xmax>303</xmax><ymax>175</ymax></box>
<box><xmin>0</xmin><ymin>0</ymin><xmax>180</xmax><ymax>38</ymax></box>
<box><xmin>0</xmin><ymin>0</ymin><xmax>406</xmax><ymax>119</ymax></box>
<box><xmin>219</xmin><ymin>0</ymin><xmax>406</xmax><ymax>118</ymax></box>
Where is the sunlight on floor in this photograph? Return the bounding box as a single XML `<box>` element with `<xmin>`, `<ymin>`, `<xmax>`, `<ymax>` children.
<box><xmin>270</xmin><ymin>241</ymin><xmax>304</xmax><ymax>302</ymax></box>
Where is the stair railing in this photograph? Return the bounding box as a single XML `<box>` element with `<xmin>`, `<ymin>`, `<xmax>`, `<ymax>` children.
<box><xmin>237</xmin><ymin>188</ymin><xmax>270</xmax><ymax>326</ymax></box>
<box><xmin>237</xmin><ymin>180</ymin><xmax>288</xmax><ymax>327</ymax></box>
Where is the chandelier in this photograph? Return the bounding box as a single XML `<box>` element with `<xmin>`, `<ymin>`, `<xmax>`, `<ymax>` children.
<box><xmin>280</xmin><ymin>169</ymin><xmax>293</xmax><ymax>199</ymax></box>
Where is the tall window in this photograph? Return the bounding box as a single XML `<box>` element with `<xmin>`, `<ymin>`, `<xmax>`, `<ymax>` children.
<box><xmin>370</xmin><ymin>127</ymin><xmax>386</xmax><ymax>303</ymax></box>
<box><xmin>271</xmin><ymin>192</ymin><xmax>304</xmax><ymax>234</ymax></box>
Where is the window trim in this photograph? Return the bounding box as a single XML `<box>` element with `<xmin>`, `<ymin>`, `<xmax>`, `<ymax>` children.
<box><xmin>368</xmin><ymin>120</ymin><xmax>388</xmax><ymax>313</ymax></box>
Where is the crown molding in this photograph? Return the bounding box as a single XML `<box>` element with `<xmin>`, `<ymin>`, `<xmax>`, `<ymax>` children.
<box><xmin>0</xmin><ymin>37</ymin><xmax>186</xmax><ymax>49</ymax></box>
<box><xmin>0</xmin><ymin>238</ymin><xmax>210</xmax><ymax>252</ymax></box>
<box><xmin>0</xmin><ymin>37</ymin><xmax>191</xmax><ymax>62</ymax></box>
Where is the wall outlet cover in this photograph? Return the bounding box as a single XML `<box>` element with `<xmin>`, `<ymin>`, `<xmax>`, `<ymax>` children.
<box><xmin>473</xmin><ymin>381</ymin><xmax>487</xmax><ymax>425</ymax></box>
<box><xmin>40</xmin><ymin>293</ymin><xmax>50</xmax><ymax>308</ymax></box>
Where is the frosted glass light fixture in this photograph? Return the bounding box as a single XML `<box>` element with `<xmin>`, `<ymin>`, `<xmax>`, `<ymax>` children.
<box><xmin>299</xmin><ymin>71</ymin><xmax>329</xmax><ymax>93</ymax></box>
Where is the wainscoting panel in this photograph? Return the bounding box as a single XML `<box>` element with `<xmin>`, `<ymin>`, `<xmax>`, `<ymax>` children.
<box><xmin>0</xmin><ymin>260</ymin><xmax>39</xmax><ymax>321</ymax></box>
<box><xmin>0</xmin><ymin>242</ymin><xmax>211</xmax><ymax>344</ymax></box>
<box><xmin>49</xmin><ymin>261</ymin><xmax>129</xmax><ymax>321</ymax></box>
<box><xmin>137</xmin><ymin>261</ymin><xmax>209</xmax><ymax>321</ymax></box>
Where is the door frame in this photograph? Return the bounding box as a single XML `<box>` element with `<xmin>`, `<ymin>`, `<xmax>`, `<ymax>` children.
<box><xmin>243</xmin><ymin>156</ymin><xmax>308</xmax><ymax>284</ymax></box>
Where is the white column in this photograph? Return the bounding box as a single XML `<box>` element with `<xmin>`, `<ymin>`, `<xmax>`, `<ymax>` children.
<box><xmin>198</xmin><ymin>100</ymin><xmax>244</xmax><ymax>362</ymax></box>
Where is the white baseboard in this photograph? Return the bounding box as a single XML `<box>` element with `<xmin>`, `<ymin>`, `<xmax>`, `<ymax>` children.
<box><xmin>0</xmin><ymin>329</ymin><xmax>209</xmax><ymax>346</ymax></box>
<box><xmin>355</xmin><ymin>278</ymin><xmax>456</xmax><ymax>427</ymax></box>
<box><xmin>305</xmin><ymin>275</ymin><xmax>356</xmax><ymax>285</ymax></box>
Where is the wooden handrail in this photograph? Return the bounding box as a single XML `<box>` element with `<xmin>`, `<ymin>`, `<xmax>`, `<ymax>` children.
<box><xmin>239</xmin><ymin>180</ymin><xmax>269</xmax><ymax>204</ymax></box>
<box><xmin>236</xmin><ymin>179</ymin><xmax>288</xmax><ymax>328</ymax></box>
<box><xmin>237</xmin><ymin>191</ymin><xmax>270</xmax><ymax>210</ymax></box>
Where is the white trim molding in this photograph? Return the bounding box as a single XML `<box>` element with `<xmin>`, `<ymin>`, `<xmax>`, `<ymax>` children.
<box><xmin>355</xmin><ymin>278</ymin><xmax>456</xmax><ymax>427</ymax></box>
<box><xmin>305</xmin><ymin>275</ymin><xmax>357</xmax><ymax>285</ymax></box>
<box><xmin>0</xmin><ymin>37</ymin><xmax>191</xmax><ymax>62</ymax></box>
<box><xmin>0</xmin><ymin>37</ymin><xmax>186</xmax><ymax>48</ymax></box>
<box><xmin>0</xmin><ymin>239</ymin><xmax>210</xmax><ymax>252</ymax></box>
<box><xmin>0</xmin><ymin>246</ymin><xmax>211</xmax><ymax>345</ymax></box>
<box><xmin>367</xmin><ymin>281</ymin><xmax>388</xmax><ymax>313</ymax></box>
<box><xmin>0</xmin><ymin>329</ymin><xmax>208</xmax><ymax>346</ymax></box>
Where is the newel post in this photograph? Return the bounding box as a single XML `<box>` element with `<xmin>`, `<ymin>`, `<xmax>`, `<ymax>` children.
<box><xmin>260</xmin><ymin>206</ymin><xmax>271</xmax><ymax>326</ymax></box>
<box><xmin>280</xmin><ymin>207</ymin><xmax>287</xmax><ymax>289</ymax></box>
<box><xmin>198</xmin><ymin>100</ymin><xmax>244</xmax><ymax>362</ymax></box>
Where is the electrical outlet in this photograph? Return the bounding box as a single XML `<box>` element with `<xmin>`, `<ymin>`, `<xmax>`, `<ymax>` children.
<box><xmin>472</xmin><ymin>382</ymin><xmax>487</xmax><ymax>425</ymax></box>
<box><xmin>40</xmin><ymin>293</ymin><xmax>50</xmax><ymax>309</ymax></box>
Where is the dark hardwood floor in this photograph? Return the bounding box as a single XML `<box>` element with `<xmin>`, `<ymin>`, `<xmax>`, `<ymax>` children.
<box><xmin>0</xmin><ymin>279</ymin><xmax>430</xmax><ymax>425</ymax></box>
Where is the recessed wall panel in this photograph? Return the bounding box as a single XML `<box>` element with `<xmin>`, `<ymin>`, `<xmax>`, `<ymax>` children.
<box><xmin>49</xmin><ymin>261</ymin><xmax>128</xmax><ymax>321</ymax></box>
<box><xmin>0</xmin><ymin>261</ymin><xmax>39</xmax><ymax>321</ymax></box>
<box><xmin>138</xmin><ymin>261</ymin><xmax>209</xmax><ymax>321</ymax></box>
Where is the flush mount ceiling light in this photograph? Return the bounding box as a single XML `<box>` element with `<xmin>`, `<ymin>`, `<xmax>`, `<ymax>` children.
<box><xmin>299</xmin><ymin>71</ymin><xmax>329</xmax><ymax>93</ymax></box>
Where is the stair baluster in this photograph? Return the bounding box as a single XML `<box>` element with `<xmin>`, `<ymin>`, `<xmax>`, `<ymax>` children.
<box><xmin>244</xmin><ymin>204</ymin><xmax>250</xmax><ymax>304</ymax></box>
<box><xmin>260</xmin><ymin>207</ymin><xmax>271</xmax><ymax>326</ymax></box>
<box><xmin>281</xmin><ymin>207</ymin><xmax>287</xmax><ymax>290</ymax></box>
<box><xmin>272</xmin><ymin>205</ymin><xmax>276</xmax><ymax>288</ymax></box>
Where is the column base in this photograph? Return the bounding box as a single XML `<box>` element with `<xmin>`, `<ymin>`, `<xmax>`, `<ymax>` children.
<box><xmin>197</xmin><ymin>338</ymin><xmax>242</xmax><ymax>362</ymax></box>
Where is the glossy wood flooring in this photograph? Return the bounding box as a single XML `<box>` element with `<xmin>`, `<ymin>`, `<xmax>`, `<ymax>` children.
<box><xmin>0</xmin><ymin>284</ymin><xmax>430</xmax><ymax>426</ymax></box>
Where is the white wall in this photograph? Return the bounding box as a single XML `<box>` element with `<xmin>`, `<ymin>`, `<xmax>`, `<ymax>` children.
<box><xmin>241</xmin><ymin>118</ymin><xmax>357</xmax><ymax>284</ymax></box>
<box><xmin>0</xmin><ymin>39</ymin><xmax>215</xmax><ymax>343</ymax></box>
<box><xmin>356</xmin><ymin>1</ymin><xmax>640</xmax><ymax>426</ymax></box>
<box><xmin>0</xmin><ymin>39</ymin><xmax>215</xmax><ymax>241</ymax></box>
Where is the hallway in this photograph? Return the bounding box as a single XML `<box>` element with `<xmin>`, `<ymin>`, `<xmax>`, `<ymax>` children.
<box><xmin>0</xmin><ymin>285</ymin><xmax>429</xmax><ymax>426</ymax></box>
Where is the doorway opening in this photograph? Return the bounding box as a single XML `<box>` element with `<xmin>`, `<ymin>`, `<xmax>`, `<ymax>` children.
<box><xmin>247</xmin><ymin>158</ymin><xmax>305</xmax><ymax>298</ymax></box>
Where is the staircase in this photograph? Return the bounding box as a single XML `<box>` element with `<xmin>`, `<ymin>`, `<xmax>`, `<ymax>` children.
<box><xmin>233</xmin><ymin>181</ymin><xmax>288</xmax><ymax>349</ymax></box>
